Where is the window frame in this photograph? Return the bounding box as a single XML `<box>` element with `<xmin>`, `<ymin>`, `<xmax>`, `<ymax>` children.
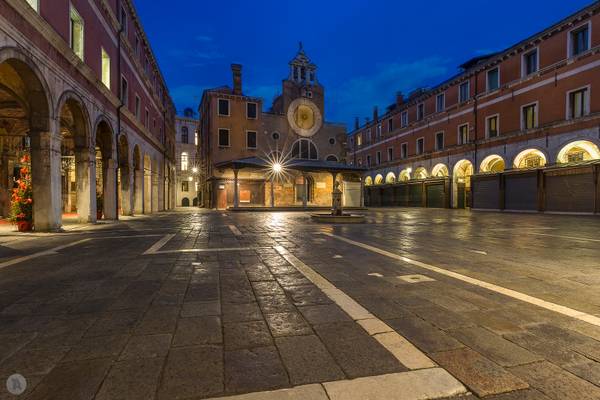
<box><xmin>387</xmin><ymin>147</ymin><xmax>393</xmax><ymax>161</ymax></box>
<box><xmin>217</xmin><ymin>98</ymin><xmax>230</xmax><ymax>117</ymax></box>
<box><xmin>376</xmin><ymin>151</ymin><xmax>382</xmax><ymax>165</ymax></box>
<box><xmin>366</xmin><ymin>155</ymin><xmax>371</xmax><ymax>167</ymax></box>
<box><xmin>387</xmin><ymin>118</ymin><xmax>394</xmax><ymax>133</ymax></box>
<box><xmin>486</xmin><ymin>67</ymin><xmax>500</xmax><ymax>92</ymax></box>
<box><xmin>458</xmin><ymin>123</ymin><xmax>469</xmax><ymax>145</ymax></box>
<box><xmin>400</xmin><ymin>142</ymin><xmax>408</xmax><ymax>159</ymax></box>
<box><xmin>568</xmin><ymin>22</ymin><xmax>591</xmax><ymax>58</ymax></box>
<box><xmin>246</xmin><ymin>130</ymin><xmax>258</xmax><ymax>149</ymax></box>
<box><xmin>459</xmin><ymin>81</ymin><xmax>470</xmax><ymax>103</ymax></box>
<box><xmin>521</xmin><ymin>47</ymin><xmax>539</xmax><ymax>77</ymax></box>
<box><xmin>401</xmin><ymin>111</ymin><xmax>409</xmax><ymax>128</ymax></box>
<box><xmin>218</xmin><ymin>128</ymin><xmax>230</xmax><ymax>147</ymax></box>
<box><xmin>181</xmin><ymin>180</ymin><xmax>189</xmax><ymax>192</ymax></box>
<box><xmin>416</xmin><ymin>137</ymin><xmax>425</xmax><ymax>155</ymax></box>
<box><xmin>134</xmin><ymin>94</ymin><xmax>141</xmax><ymax>119</ymax></box>
<box><xmin>246</xmin><ymin>102</ymin><xmax>258</xmax><ymax>119</ymax></box>
<box><xmin>417</xmin><ymin>103</ymin><xmax>425</xmax><ymax>121</ymax></box>
<box><xmin>436</xmin><ymin>93</ymin><xmax>445</xmax><ymax>112</ymax></box>
<box><xmin>120</xmin><ymin>75</ymin><xmax>129</xmax><ymax>107</ymax></box>
<box><xmin>485</xmin><ymin>114</ymin><xmax>500</xmax><ymax>138</ymax></box>
<box><xmin>521</xmin><ymin>101</ymin><xmax>539</xmax><ymax>130</ymax></box>
<box><xmin>101</xmin><ymin>47</ymin><xmax>111</xmax><ymax>89</ymax></box>
<box><xmin>566</xmin><ymin>85</ymin><xmax>591</xmax><ymax>120</ymax></box>
<box><xmin>69</xmin><ymin>4</ymin><xmax>85</xmax><ymax>60</ymax></box>
<box><xmin>435</xmin><ymin>131</ymin><xmax>445</xmax><ymax>151</ymax></box>
<box><xmin>180</xmin><ymin>152</ymin><xmax>189</xmax><ymax>171</ymax></box>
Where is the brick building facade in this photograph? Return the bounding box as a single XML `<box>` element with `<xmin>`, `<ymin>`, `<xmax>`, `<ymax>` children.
<box><xmin>348</xmin><ymin>3</ymin><xmax>600</xmax><ymax>213</ymax></box>
<box><xmin>0</xmin><ymin>0</ymin><xmax>176</xmax><ymax>230</ymax></box>
<box><xmin>175</xmin><ymin>115</ymin><xmax>199</xmax><ymax>207</ymax></box>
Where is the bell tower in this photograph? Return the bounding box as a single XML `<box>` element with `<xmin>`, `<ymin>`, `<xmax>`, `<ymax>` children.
<box><xmin>279</xmin><ymin>42</ymin><xmax>325</xmax><ymax>119</ymax></box>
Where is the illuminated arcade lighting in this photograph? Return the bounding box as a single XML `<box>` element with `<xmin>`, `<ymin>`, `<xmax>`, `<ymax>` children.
<box><xmin>192</xmin><ymin>167</ymin><xmax>198</xmax><ymax>173</ymax></box>
<box><xmin>272</xmin><ymin>162</ymin><xmax>283</xmax><ymax>173</ymax></box>
<box><xmin>188</xmin><ymin>176</ymin><xmax>193</xmax><ymax>181</ymax></box>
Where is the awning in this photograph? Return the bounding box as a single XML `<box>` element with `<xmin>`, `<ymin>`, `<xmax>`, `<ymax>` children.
<box><xmin>215</xmin><ymin>157</ymin><xmax>367</xmax><ymax>174</ymax></box>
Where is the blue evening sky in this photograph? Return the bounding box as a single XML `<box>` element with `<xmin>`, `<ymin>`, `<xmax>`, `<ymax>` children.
<box><xmin>136</xmin><ymin>0</ymin><xmax>592</xmax><ymax>128</ymax></box>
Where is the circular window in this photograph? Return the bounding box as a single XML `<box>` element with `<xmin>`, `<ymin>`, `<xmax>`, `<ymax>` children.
<box><xmin>329</xmin><ymin>138</ymin><xmax>336</xmax><ymax>145</ymax></box>
<box><xmin>272</xmin><ymin>132</ymin><xmax>280</xmax><ymax>140</ymax></box>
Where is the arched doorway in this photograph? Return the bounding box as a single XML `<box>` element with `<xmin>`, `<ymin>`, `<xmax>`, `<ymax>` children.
<box><xmin>557</xmin><ymin>140</ymin><xmax>600</xmax><ymax>163</ymax></box>
<box><xmin>513</xmin><ymin>149</ymin><xmax>547</xmax><ymax>169</ymax></box>
<box><xmin>95</xmin><ymin>120</ymin><xmax>115</xmax><ymax>219</ymax></box>
<box><xmin>431</xmin><ymin>164</ymin><xmax>449</xmax><ymax>177</ymax></box>
<box><xmin>414</xmin><ymin>167</ymin><xmax>428</xmax><ymax>180</ymax></box>
<box><xmin>132</xmin><ymin>145</ymin><xmax>143</xmax><ymax>214</ymax></box>
<box><xmin>182</xmin><ymin>197</ymin><xmax>190</xmax><ymax>207</ymax></box>
<box><xmin>0</xmin><ymin>52</ymin><xmax>58</xmax><ymax>230</ymax></box>
<box><xmin>118</xmin><ymin>135</ymin><xmax>132</xmax><ymax>215</ymax></box>
<box><xmin>479</xmin><ymin>155</ymin><xmax>505</xmax><ymax>173</ymax></box>
<box><xmin>364</xmin><ymin>176</ymin><xmax>373</xmax><ymax>186</ymax></box>
<box><xmin>385</xmin><ymin>172</ymin><xmax>396</xmax><ymax>184</ymax></box>
<box><xmin>399</xmin><ymin>169</ymin><xmax>411</xmax><ymax>182</ymax></box>
<box><xmin>192</xmin><ymin>197</ymin><xmax>198</xmax><ymax>207</ymax></box>
<box><xmin>453</xmin><ymin>160</ymin><xmax>474</xmax><ymax>208</ymax></box>
<box><xmin>374</xmin><ymin>174</ymin><xmax>384</xmax><ymax>185</ymax></box>
<box><xmin>295</xmin><ymin>174</ymin><xmax>314</xmax><ymax>204</ymax></box>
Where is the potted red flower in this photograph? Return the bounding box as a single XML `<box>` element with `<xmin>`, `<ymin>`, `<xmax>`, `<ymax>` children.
<box><xmin>10</xmin><ymin>155</ymin><xmax>33</xmax><ymax>232</ymax></box>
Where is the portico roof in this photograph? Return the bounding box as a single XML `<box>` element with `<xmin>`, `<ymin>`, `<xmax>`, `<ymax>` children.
<box><xmin>215</xmin><ymin>157</ymin><xmax>366</xmax><ymax>173</ymax></box>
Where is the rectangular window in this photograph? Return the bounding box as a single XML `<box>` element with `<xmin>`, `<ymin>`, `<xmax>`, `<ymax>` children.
<box><xmin>134</xmin><ymin>95</ymin><xmax>140</xmax><ymax>119</ymax></box>
<box><xmin>218</xmin><ymin>129</ymin><xmax>230</xmax><ymax>147</ymax></box>
<box><xmin>401</xmin><ymin>111</ymin><xmax>408</xmax><ymax>127</ymax></box>
<box><xmin>356</xmin><ymin>134</ymin><xmax>362</xmax><ymax>147</ymax></box>
<box><xmin>70</xmin><ymin>5</ymin><xmax>84</xmax><ymax>60</ymax></box>
<box><xmin>134</xmin><ymin>34</ymin><xmax>140</xmax><ymax>57</ymax></box>
<box><xmin>458</xmin><ymin>124</ymin><xmax>469</xmax><ymax>145</ymax></box>
<box><xmin>119</xmin><ymin>6</ymin><xmax>128</xmax><ymax>35</ymax></box>
<box><xmin>366</xmin><ymin>155</ymin><xmax>371</xmax><ymax>167</ymax></box>
<box><xmin>101</xmin><ymin>48</ymin><xmax>111</xmax><ymax>89</ymax></box>
<box><xmin>435</xmin><ymin>132</ymin><xmax>444</xmax><ymax>151</ymax></box>
<box><xmin>247</xmin><ymin>102</ymin><xmax>258</xmax><ymax>119</ymax></box>
<box><xmin>181</xmin><ymin>181</ymin><xmax>189</xmax><ymax>192</ymax></box>
<box><xmin>181</xmin><ymin>153</ymin><xmax>189</xmax><ymax>171</ymax></box>
<box><xmin>416</xmin><ymin>138</ymin><xmax>424</xmax><ymax>155</ymax></box>
<box><xmin>388</xmin><ymin>118</ymin><xmax>393</xmax><ymax>133</ymax></box>
<box><xmin>436</xmin><ymin>93</ymin><xmax>445</xmax><ymax>112</ymax></box>
<box><xmin>459</xmin><ymin>81</ymin><xmax>470</xmax><ymax>103</ymax></box>
<box><xmin>570</xmin><ymin>24</ymin><xmax>590</xmax><ymax>57</ymax></box>
<box><xmin>376</xmin><ymin>151</ymin><xmax>381</xmax><ymax>165</ymax></box>
<box><xmin>401</xmin><ymin>143</ymin><xmax>408</xmax><ymax>159</ymax></box>
<box><xmin>376</xmin><ymin>123</ymin><xmax>382</xmax><ymax>138</ymax></box>
<box><xmin>523</xmin><ymin>49</ymin><xmax>538</xmax><ymax>76</ymax></box>
<box><xmin>417</xmin><ymin>103</ymin><xmax>425</xmax><ymax>121</ymax></box>
<box><xmin>218</xmin><ymin>99</ymin><xmax>230</xmax><ymax>116</ymax></box>
<box><xmin>522</xmin><ymin>103</ymin><xmax>538</xmax><ymax>130</ymax></box>
<box><xmin>145</xmin><ymin>109</ymin><xmax>149</xmax><ymax>129</ymax></box>
<box><xmin>568</xmin><ymin>88</ymin><xmax>589</xmax><ymax>119</ymax></box>
<box><xmin>486</xmin><ymin>115</ymin><xmax>499</xmax><ymax>138</ymax></box>
<box><xmin>487</xmin><ymin>68</ymin><xmax>499</xmax><ymax>91</ymax></box>
<box><xmin>387</xmin><ymin>147</ymin><xmax>393</xmax><ymax>161</ymax></box>
<box><xmin>26</xmin><ymin>0</ymin><xmax>38</xmax><ymax>11</ymax></box>
<box><xmin>366</xmin><ymin>129</ymin><xmax>371</xmax><ymax>143</ymax></box>
<box><xmin>246</xmin><ymin>131</ymin><xmax>257</xmax><ymax>149</ymax></box>
<box><xmin>120</xmin><ymin>76</ymin><xmax>128</xmax><ymax>107</ymax></box>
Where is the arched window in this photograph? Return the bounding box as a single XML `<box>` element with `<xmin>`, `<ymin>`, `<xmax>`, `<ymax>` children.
<box><xmin>181</xmin><ymin>152</ymin><xmax>188</xmax><ymax>171</ymax></box>
<box><xmin>181</xmin><ymin>127</ymin><xmax>189</xmax><ymax>144</ymax></box>
<box><xmin>325</xmin><ymin>155</ymin><xmax>338</xmax><ymax>162</ymax></box>
<box><xmin>291</xmin><ymin>139</ymin><xmax>318</xmax><ymax>160</ymax></box>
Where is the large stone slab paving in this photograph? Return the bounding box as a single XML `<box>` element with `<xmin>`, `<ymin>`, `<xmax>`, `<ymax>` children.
<box><xmin>133</xmin><ymin>306</ymin><xmax>180</xmax><ymax>335</ymax></box>
<box><xmin>256</xmin><ymin>295</ymin><xmax>296</xmax><ymax>314</ymax></box>
<box><xmin>313</xmin><ymin>322</ymin><xmax>406</xmax><ymax>378</ymax></box>
<box><xmin>430</xmin><ymin>348</ymin><xmax>529</xmax><ymax>397</ymax></box>
<box><xmin>224</xmin><ymin>346</ymin><xmax>289</xmax><ymax>394</ymax></box>
<box><xmin>62</xmin><ymin>334</ymin><xmax>129</xmax><ymax>362</ymax></box>
<box><xmin>485</xmin><ymin>389</ymin><xmax>552</xmax><ymax>399</ymax></box>
<box><xmin>275</xmin><ymin>335</ymin><xmax>345</xmax><ymax>385</ymax></box>
<box><xmin>224</xmin><ymin>320</ymin><xmax>274</xmax><ymax>350</ymax></box>
<box><xmin>297</xmin><ymin>304</ymin><xmax>352</xmax><ymax>325</ymax></box>
<box><xmin>173</xmin><ymin>316</ymin><xmax>222</xmax><ymax>346</ymax></box>
<box><xmin>95</xmin><ymin>357</ymin><xmax>164</xmax><ymax>400</ymax></box>
<box><xmin>264</xmin><ymin>311</ymin><xmax>312</xmax><ymax>337</ymax></box>
<box><xmin>222</xmin><ymin>302</ymin><xmax>262</xmax><ymax>323</ymax></box>
<box><xmin>180</xmin><ymin>300</ymin><xmax>221</xmax><ymax>317</ymax></box>
<box><xmin>157</xmin><ymin>345</ymin><xmax>223</xmax><ymax>399</ymax></box>
<box><xmin>447</xmin><ymin>326</ymin><xmax>542</xmax><ymax>367</ymax></box>
<box><xmin>509</xmin><ymin>361</ymin><xmax>600</xmax><ymax>400</ymax></box>
<box><xmin>385</xmin><ymin>315</ymin><xmax>464</xmax><ymax>354</ymax></box>
<box><xmin>118</xmin><ymin>334</ymin><xmax>172</xmax><ymax>360</ymax></box>
<box><xmin>411</xmin><ymin>305</ymin><xmax>476</xmax><ymax>330</ymax></box>
<box><xmin>503</xmin><ymin>331</ymin><xmax>593</xmax><ymax>366</ymax></box>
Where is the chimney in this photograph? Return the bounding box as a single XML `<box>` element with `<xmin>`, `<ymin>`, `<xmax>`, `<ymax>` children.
<box><xmin>231</xmin><ymin>64</ymin><xmax>242</xmax><ymax>95</ymax></box>
<box><xmin>373</xmin><ymin>106</ymin><xmax>379</xmax><ymax>123</ymax></box>
<box><xmin>354</xmin><ymin>117</ymin><xmax>360</xmax><ymax>130</ymax></box>
<box><xmin>396</xmin><ymin>92</ymin><xmax>404</xmax><ymax>106</ymax></box>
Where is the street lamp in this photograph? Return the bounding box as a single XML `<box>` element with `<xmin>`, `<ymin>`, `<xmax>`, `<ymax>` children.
<box><xmin>272</xmin><ymin>162</ymin><xmax>283</xmax><ymax>173</ymax></box>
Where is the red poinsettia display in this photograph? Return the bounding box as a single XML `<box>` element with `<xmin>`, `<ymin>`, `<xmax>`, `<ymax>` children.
<box><xmin>10</xmin><ymin>155</ymin><xmax>33</xmax><ymax>231</ymax></box>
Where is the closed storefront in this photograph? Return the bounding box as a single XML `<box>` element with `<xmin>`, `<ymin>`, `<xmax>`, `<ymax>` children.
<box><xmin>382</xmin><ymin>186</ymin><xmax>395</xmax><ymax>206</ymax></box>
<box><xmin>408</xmin><ymin>183</ymin><xmax>423</xmax><ymax>207</ymax></box>
<box><xmin>505</xmin><ymin>171</ymin><xmax>538</xmax><ymax>211</ymax></box>
<box><xmin>426</xmin><ymin>181</ymin><xmax>446</xmax><ymax>208</ymax></box>
<box><xmin>544</xmin><ymin>166</ymin><xmax>595</xmax><ymax>213</ymax></box>
<box><xmin>472</xmin><ymin>175</ymin><xmax>501</xmax><ymax>210</ymax></box>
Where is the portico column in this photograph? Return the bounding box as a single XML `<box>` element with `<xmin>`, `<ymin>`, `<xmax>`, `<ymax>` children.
<box><xmin>134</xmin><ymin>169</ymin><xmax>144</xmax><ymax>214</ymax></box>
<box><xmin>30</xmin><ymin>130</ymin><xmax>62</xmax><ymax>231</ymax></box>
<box><xmin>233</xmin><ymin>168</ymin><xmax>239</xmax><ymax>208</ymax></box>
<box><xmin>270</xmin><ymin>177</ymin><xmax>275</xmax><ymax>208</ymax></box>
<box><xmin>302</xmin><ymin>173</ymin><xmax>308</xmax><ymax>208</ymax></box>
<box><xmin>0</xmin><ymin>151</ymin><xmax>10</xmax><ymax>217</ymax></box>
<box><xmin>75</xmin><ymin>146</ymin><xmax>96</xmax><ymax>222</ymax></box>
<box><xmin>331</xmin><ymin>172</ymin><xmax>338</xmax><ymax>209</ymax></box>
<box><xmin>360</xmin><ymin>175</ymin><xmax>365</xmax><ymax>207</ymax></box>
<box><xmin>151</xmin><ymin>173</ymin><xmax>159</xmax><ymax>213</ymax></box>
<box><xmin>121</xmin><ymin>166</ymin><xmax>133</xmax><ymax>216</ymax></box>
<box><xmin>103</xmin><ymin>158</ymin><xmax>117</xmax><ymax>220</ymax></box>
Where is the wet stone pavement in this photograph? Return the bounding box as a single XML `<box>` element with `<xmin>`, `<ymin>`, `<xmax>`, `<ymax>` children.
<box><xmin>0</xmin><ymin>209</ymin><xmax>599</xmax><ymax>399</ymax></box>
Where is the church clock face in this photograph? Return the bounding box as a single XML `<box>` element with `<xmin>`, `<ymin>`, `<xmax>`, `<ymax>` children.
<box><xmin>287</xmin><ymin>98</ymin><xmax>322</xmax><ymax>137</ymax></box>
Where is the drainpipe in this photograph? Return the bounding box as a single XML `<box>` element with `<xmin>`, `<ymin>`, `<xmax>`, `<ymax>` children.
<box><xmin>115</xmin><ymin>0</ymin><xmax>124</xmax><ymax>221</ymax></box>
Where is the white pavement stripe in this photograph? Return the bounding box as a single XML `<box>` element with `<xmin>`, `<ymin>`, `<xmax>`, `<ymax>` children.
<box><xmin>96</xmin><ymin>234</ymin><xmax>165</xmax><ymax>239</ymax></box>
<box><xmin>324</xmin><ymin>232</ymin><xmax>600</xmax><ymax>328</ymax></box>
<box><xmin>152</xmin><ymin>247</ymin><xmax>270</xmax><ymax>254</ymax></box>
<box><xmin>143</xmin><ymin>234</ymin><xmax>176</xmax><ymax>255</ymax></box>
<box><xmin>0</xmin><ymin>239</ymin><xmax>91</xmax><ymax>269</ymax></box>
<box><xmin>527</xmin><ymin>232</ymin><xmax>600</xmax><ymax>243</ymax></box>
<box><xmin>205</xmin><ymin>369</ymin><xmax>466</xmax><ymax>400</ymax></box>
<box><xmin>228</xmin><ymin>225</ymin><xmax>242</xmax><ymax>236</ymax></box>
<box><xmin>274</xmin><ymin>246</ymin><xmax>438</xmax><ymax>371</ymax></box>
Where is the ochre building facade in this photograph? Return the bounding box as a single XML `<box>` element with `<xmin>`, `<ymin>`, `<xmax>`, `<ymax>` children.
<box><xmin>0</xmin><ymin>0</ymin><xmax>176</xmax><ymax>230</ymax></box>
<box><xmin>348</xmin><ymin>3</ymin><xmax>600</xmax><ymax>214</ymax></box>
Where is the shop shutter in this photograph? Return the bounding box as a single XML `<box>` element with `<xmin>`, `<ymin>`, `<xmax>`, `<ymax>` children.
<box><xmin>382</xmin><ymin>187</ymin><xmax>394</xmax><ymax>206</ymax></box>
<box><xmin>505</xmin><ymin>172</ymin><xmax>537</xmax><ymax>211</ymax></box>
<box><xmin>426</xmin><ymin>183</ymin><xmax>445</xmax><ymax>208</ymax></box>
<box><xmin>408</xmin><ymin>183</ymin><xmax>423</xmax><ymax>207</ymax></box>
<box><xmin>545</xmin><ymin>167</ymin><xmax>594</xmax><ymax>213</ymax></box>
<box><xmin>472</xmin><ymin>175</ymin><xmax>500</xmax><ymax>210</ymax></box>
<box><xmin>396</xmin><ymin>185</ymin><xmax>409</xmax><ymax>206</ymax></box>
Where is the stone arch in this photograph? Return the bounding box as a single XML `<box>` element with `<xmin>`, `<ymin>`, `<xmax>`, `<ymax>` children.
<box><xmin>414</xmin><ymin>167</ymin><xmax>428</xmax><ymax>180</ymax></box>
<box><xmin>118</xmin><ymin>134</ymin><xmax>133</xmax><ymax>215</ymax></box>
<box><xmin>182</xmin><ymin>197</ymin><xmax>190</xmax><ymax>207</ymax></box>
<box><xmin>399</xmin><ymin>169</ymin><xmax>411</xmax><ymax>182</ymax></box>
<box><xmin>325</xmin><ymin>154</ymin><xmax>339</xmax><ymax>162</ymax></box>
<box><xmin>94</xmin><ymin>119</ymin><xmax>115</xmax><ymax>219</ymax></box>
<box><xmin>364</xmin><ymin>176</ymin><xmax>373</xmax><ymax>186</ymax></box>
<box><xmin>132</xmin><ymin>144</ymin><xmax>143</xmax><ymax>214</ymax></box>
<box><xmin>143</xmin><ymin>153</ymin><xmax>152</xmax><ymax>213</ymax></box>
<box><xmin>0</xmin><ymin>48</ymin><xmax>59</xmax><ymax>230</ymax></box>
<box><xmin>512</xmin><ymin>148</ymin><xmax>547</xmax><ymax>169</ymax></box>
<box><xmin>452</xmin><ymin>159</ymin><xmax>474</xmax><ymax>208</ymax></box>
<box><xmin>431</xmin><ymin>163</ymin><xmax>449</xmax><ymax>177</ymax></box>
<box><xmin>479</xmin><ymin>154</ymin><xmax>505</xmax><ymax>173</ymax></box>
<box><xmin>556</xmin><ymin>140</ymin><xmax>600</xmax><ymax>164</ymax></box>
<box><xmin>385</xmin><ymin>172</ymin><xmax>396</xmax><ymax>184</ymax></box>
<box><xmin>374</xmin><ymin>174</ymin><xmax>384</xmax><ymax>185</ymax></box>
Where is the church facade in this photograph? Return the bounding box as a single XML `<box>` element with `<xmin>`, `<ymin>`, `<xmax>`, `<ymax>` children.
<box><xmin>198</xmin><ymin>46</ymin><xmax>364</xmax><ymax>209</ymax></box>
